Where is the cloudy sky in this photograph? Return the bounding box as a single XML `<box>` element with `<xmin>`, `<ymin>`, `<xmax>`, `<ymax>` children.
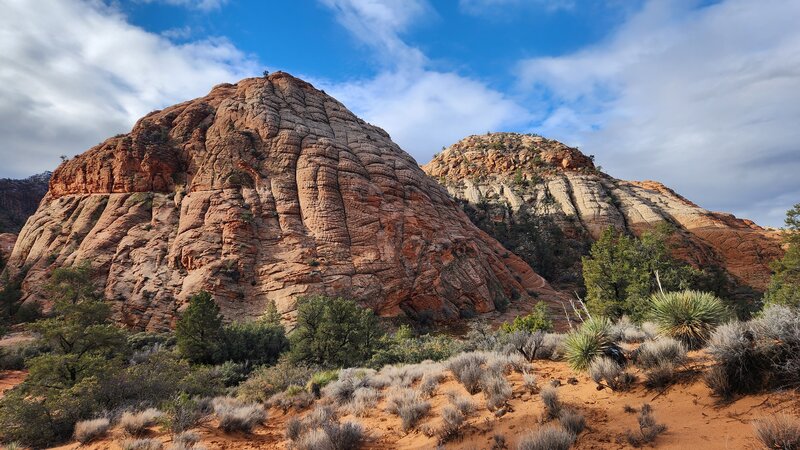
<box><xmin>1</xmin><ymin>0</ymin><xmax>798</xmax><ymax>227</ymax></box>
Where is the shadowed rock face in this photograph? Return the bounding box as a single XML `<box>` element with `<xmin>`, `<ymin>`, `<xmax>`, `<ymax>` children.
<box><xmin>0</xmin><ymin>172</ymin><xmax>50</xmax><ymax>234</ymax></box>
<box><xmin>5</xmin><ymin>73</ymin><xmax>563</xmax><ymax>330</ymax></box>
<box><xmin>423</xmin><ymin>133</ymin><xmax>783</xmax><ymax>294</ymax></box>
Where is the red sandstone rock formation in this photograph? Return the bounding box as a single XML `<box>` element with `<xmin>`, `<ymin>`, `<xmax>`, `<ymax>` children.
<box><xmin>4</xmin><ymin>74</ymin><xmax>563</xmax><ymax>330</ymax></box>
<box><xmin>423</xmin><ymin>133</ymin><xmax>783</xmax><ymax>294</ymax></box>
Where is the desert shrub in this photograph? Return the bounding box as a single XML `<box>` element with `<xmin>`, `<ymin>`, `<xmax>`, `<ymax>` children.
<box><xmin>171</xmin><ymin>431</ymin><xmax>201</xmax><ymax>450</ymax></box>
<box><xmin>752</xmin><ymin>305</ymin><xmax>800</xmax><ymax>388</ymax></box>
<box><xmin>212</xmin><ymin>397</ymin><xmax>266</xmax><ymax>433</ymax></box>
<box><xmin>368</xmin><ymin>325</ymin><xmax>464</xmax><ymax>367</ymax></box>
<box><xmin>611</xmin><ymin>317</ymin><xmax>655</xmax><ymax>343</ymax></box>
<box><xmin>504</xmin><ymin>330</ymin><xmax>547</xmax><ymax>361</ymax></box>
<box><xmin>347</xmin><ymin>387</ymin><xmax>381</xmax><ymax>416</ymax></box>
<box><xmin>523</xmin><ymin>372</ymin><xmax>539</xmax><ymax>393</ymax></box>
<box><xmin>175</xmin><ymin>291</ymin><xmax>223</xmax><ymax>364</ymax></box>
<box><xmin>385</xmin><ymin>388</ymin><xmax>430</xmax><ymax>431</ymax></box>
<box><xmin>74</xmin><ymin>417</ymin><xmax>110</xmax><ymax>444</ymax></box>
<box><xmin>540</xmin><ymin>387</ymin><xmax>562</xmax><ymax>420</ymax></box>
<box><xmin>122</xmin><ymin>438</ymin><xmax>163</xmax><ymax>450</ymax></box>
<box><xmin>753</xmin><ymin>415</ymin><xmax>800</xmax><ymax>450</ymax></box>
<box><xmin>438</xmin><ymin>405</ymin><xmax>466</xmax><ymax>443</ymax></box>
<box><xmin>588</xmin><ymin>357</ymin><xmax>634</xmax><ymax>391</ymax></box>
<box><xmin>237</xmin><ymin>358</ymin><xmax>315</xmax><ymax>403</ymax></box>
<box><xmin>369</xmin><ymin>361</ymin><xmax>438</xmax><ymax>389</ymax></box>
<box><xmin>564</xmin><ymin>318</ymin><xmax>617</xmax><ymax>371</ymax></box>
<box><xmin>161</xmin><ymin>394</ymin><xmax>206</xmax><ymax>435</ymax></box>
<box><xmin>516</xmin><ymin>425</ymin><xmax>574</xmax><ymax>450</ymax></box>
<box><xmin>419</xmin><ymin>368</ymin><xmax>445</xmax><ymax>397</ymax></box>
<box><xmin>492</xmin><ymin>433</ymin><xmax>508</xmax><ymax>450</ymax></box>
<box><xmin>267</xmin><ymin>387</ymin><xmax>315</xmax><ymax>412</ymax></box>
<box><xmin>626</xmin><ymin>404</ymin><xmax>666</xmax><ymax>447</ymax></box>
<box><xmin>446</xmin><ymin>391</ymin><xmax>475</xmax><ymax>416</ymax></box>
<box><xmin>289</xmin><ymin>295</ymin><xmax>383</xmax><ymax>368</ymax></box>
<box><xmin>634</xmin><ymin>338</ymin><xmax>686</xmax><ymax>369</ymax></box>
<box><xmin>323</xmin><ymin>368</ymin><xmax>375</xmax><ymax>406</ymax></box>
<box><xmin>286</xmin><ymin>406</ymin><xmax>365</xmax><ymax>450</ymax></box>
<box><xmin>446</xmin><ymin>352</ymin><xmax>486</xmax><ymax>393</ymax></box>
<box><xmin>121</xmin><ymin>408</ymin><xmax>163</xmax><ymax>436</ymax></box>
<box><xmin>481</xmin><ymin>371</ymin><xmax>512</xmax><ymax>410</ymax></box>
<box><xmin>648</xmin><ymin>290</ymin><xmax>729</xmax><ymax>349</ymax></box>
<box><xmin>644</xmin><ymin>363</ymin><xmax>676</xmax><ymax>389</ymax></box>
<box><xmin>705</xmin><ymin>321</ymin><xmax>768</xmax><ymax>397</ymax></box>
<box><xmin>558</xmin><ymin>409</ymin><xmax>585</xmax><ymax>436</ymax></box>
<box><xmin>501</xmin><ymin>302</ymin><xmax>553</xmax><ymax>334</ymax></box>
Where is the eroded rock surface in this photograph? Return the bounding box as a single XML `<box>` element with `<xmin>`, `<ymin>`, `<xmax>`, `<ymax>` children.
<box><xmin>5</xmin><ymin>74</ymin><xmax>562</xmax><ymax>330</ymax></box>
<box><xmin>423</xmin><ymin>133</ymin><xmax>783</xmax><ymax>294</ymax></box>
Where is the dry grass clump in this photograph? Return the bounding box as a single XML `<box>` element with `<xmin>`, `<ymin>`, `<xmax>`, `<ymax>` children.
<box><xmin>286</xmin><ymin>406</ymin><xmax>365</xmax><ymax>450</ymax></box>
<box><xmin>558</xmin><ymin>409</ymin><xmax>586</xmax><ymax>436</ymax></box>
<box><xmin>752</xmin><ymin>415</ymin><xmax>800</xmax><ymax>450</ymax></box>
<box><xmin>211</xmin><ymin>397</ymin><xmax>266</xmax><ymax>433</ymax></box>
<box><xmin>516</xmin><ymin>425</ymin><xmax>574</xmax><ymax>450</ymax></box>
<box><xmin>588</xmin><ymin>357</ymin><xmax>635</xmax><ymax>391</ymax></box>
<box><xmin>446</xmin><ymin>391</ymin><xmax>476</xmax><ymax>416</ymax></box>
<box><xmin>540</xmin><ymin>387</ymin><xmax>562</xmax><ymax>420</ymax></box>
<box><xmin>635</xmin><ymin>338</ymin><xmax>687</xmax><ymax>369</ymax></box>
<box><xmin>170</xmin><ymin>431</ymin><xmax>205</xmax><ymax>450</ymax></box>
<box><xmin>419</xmin><ymin>367</ymin><xmax>445</xmax><ymax>397</ymax></box>
<box><xmin>122</xmin><ymin>438</ymin><xmax>163</xmax><ymax>450</ymax></box>
<box><xmin>437</xmin><ymin>405</ymin><xmax>466</xmax><ymax>443</ymax></box>
<box><xmin>626</xmin><ymin>403</ymin><xmax>667</xmax><ymax>447</ymax></box>
<box><xmin>268</xmin><ymin>385</ymin><xmax>315</xmax><ymax>412</ymax></box>
<box><xmin>74</xmin><ymin>418</ymin><xmax>110</xmax><ymax>444</ymax></box>
<box><xmin>346</xmin><ymin>387</ymin><xmax>382</xmax><ymax>417</ymax></box>
<box><xmin>523</xmin><ymin>372</ymin><xmax>539</xmax><ymax>394</ymax></box>
<box><xmin>323</xmin><ymin>368</ymin><xmax>376</xmax><ymax>406</ymax></box>
<box><xmin>481</xmin><ymin>371</ymin><xmax>513</xmax><ymax>410</ymax></box>
<box><xmin>446</xmin><ymin>352</ymin><xmax>486</xmax><ymax>394</ymax></box>
<box><xmin>385</xmin><ymin>388</ymin><xmax>431</xmax><ymax>431</ymax></box>
<box><xmin>121</xmin><ymin>408</ymin><xmax>164</xmax><ymax>436</ymax></box>
<box><xmin>371</xmin><ymin>362</ymin><xmax>441</xmax><ymax>389</ymax></box>
<box><xmin>611</xmin><ymin>317</ymin><xmax>656</xmax><ymax>343</ymax></box>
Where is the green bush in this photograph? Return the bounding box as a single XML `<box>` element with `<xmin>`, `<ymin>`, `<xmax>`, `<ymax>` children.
<box><xmin>237</xmin><ymin>358</ymin><xmax>316</xmax><ymax>403</ymax></box>
<box><xmin>289</xmin><ymin>295</ymin><xmax>383</xmax><ymax>368</ymax></box>
<box><xmin>649</xmin><ymin>290</ymin><xmax>729</xmax><ymax>349</ymax></box>
<box><xmin>368</xmin><ymin>325</ymin><xmax>463</xmax><ymax>368</ymax></box>
<box><xmin>763</xmin><ymin>203</ymin><xmax>800</xmax><ymax>308</ymax></box>
<box><xmin>564</xmin><ymin>317</ymin><xmax>615</xmax><ymax>371</ymax></box>
<box><xmin>500</xmin><ymin>302</ymin><xmax>553</xmax><ymax>333</ymax></box>
<box><xmin>582</xmin><ymin>225</ymin><xmax>711</xmax><ymax>321</ymax></box>
<box><xmin>219</xmin><ymin>320</ymin><xmax>288</xmax><ymax>366</ymax></box>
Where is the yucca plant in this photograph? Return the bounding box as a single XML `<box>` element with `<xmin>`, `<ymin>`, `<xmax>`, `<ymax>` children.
<box><xmin>564</xmin><ymin>317</ymin><xmax>614</xmax><ymax>371</ymax></box>
<box><xmin>649</xmin><ymin>290</ymin><xmax>729</xmax><ymax>349</ymax></box>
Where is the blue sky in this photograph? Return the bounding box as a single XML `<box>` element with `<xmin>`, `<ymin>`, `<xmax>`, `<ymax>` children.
<box><xmin>1</xmin><ymin>0</ymin><xmax>798</xmax><ymax>228</ymax></box>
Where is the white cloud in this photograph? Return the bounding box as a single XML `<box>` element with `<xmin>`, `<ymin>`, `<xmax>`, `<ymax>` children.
<box><xmin>0</xmin><ymin>0</ymin><xmax>258</xmax><ymax>178</ymax></box>
<box><xmin>317</xmin><ymin>0</ymin><xmax>529</xmax><ymax>161</ymax></box>
<box><xmin>138</xmin><ymin>0</ymin><xmax>229</xmax><ymax>12</ymax></box>
<box><xmin>321</xmin><ymin>69</ymin><xmax>530</xmax><ymax>161</ymax></box>
<box><xmin>517</xmin><ymin>0</ymin><xmax>800</xmax><ymax>227</ymax></box>
<box><xmin>318</xmin><ymin>0</ymin><xmax>429</xmax><ymax>67</ymax></box>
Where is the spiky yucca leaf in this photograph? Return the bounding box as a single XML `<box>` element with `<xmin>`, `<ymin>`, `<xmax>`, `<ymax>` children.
<box><xmin>649</xmin><ymin>290</ymin><xmax>729</xmax><ymax>349</ymax></box>
<box><xmin>564</xmin><ymin>317</ymin><xmax>614</xmax><ymax>371</ymax></box>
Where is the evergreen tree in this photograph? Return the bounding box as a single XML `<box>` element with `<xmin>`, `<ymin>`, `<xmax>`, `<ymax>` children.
<box><xmin>175</xmin><ymin>291</ymin><xmax>223</xmax><ymax>364</ymax></box>
<box><xmin>289</xmin><ymin>295</ymin><xmax>383</xmax><ymax>368</ymax></box>
<box><xmin>764</xmin><ymin>203</ymin><xmax>800</xmax><ymax>308</ymax></box>
<box><xmin>582</xmin><ymin>225</ymin><xmax>700</xmax><ymax>320</ymax></box>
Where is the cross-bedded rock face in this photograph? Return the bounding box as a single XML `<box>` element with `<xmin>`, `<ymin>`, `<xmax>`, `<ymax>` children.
<box><xmin>423</xmin><ymin>133</ymin><xmax>783</xmax><ymax>295</ymax></box>
<box><xmin>5</xmin><ymin>73</ymin><xmax>561</xmax><ymax>330</ymax></box>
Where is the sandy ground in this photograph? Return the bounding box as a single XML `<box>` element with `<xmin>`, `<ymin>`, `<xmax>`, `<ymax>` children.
<box><xmin>0</xmin><ymin>370</ymin><xmax>26</xmax><ymax>398</ymax></box>
<box><xmin>41</xmin><ymin>350</ymin><xmax>800</xmax><ymax>450</ymax></box>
